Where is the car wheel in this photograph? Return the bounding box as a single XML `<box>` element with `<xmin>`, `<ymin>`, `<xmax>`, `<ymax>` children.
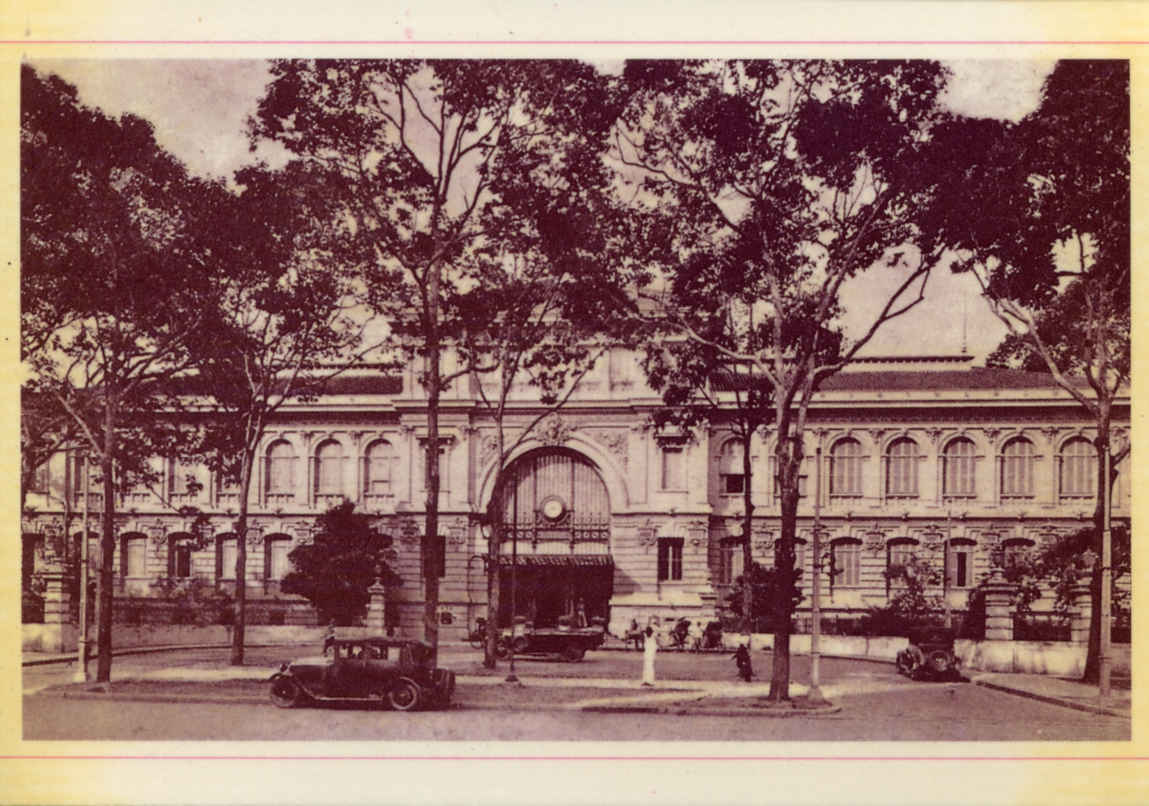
<box><xmin>561</xmin><ymin>645</ymin><xmax>585</xmax><ymax>663</ymax></box>
<box><xmin>388</xmin><ymin>678</ymin><xmax>422</xmax><ymax>712</ymax></box>
<box><xmin>495</xmin><ymin>638</ymin><xmax>510</xmax><ymax>659</ymax></box>
<box><xmin>895</xmin><ymin>650</ymin><xmax>914</xmax><ymax>676</ymax></box>
<box><xmin>927</xmin><ymin>650</ymin><xmax>952</xmax><ymax>675</ymax></box>
<box><xmin>511</xmin><ymin>636</ymin><xmax>530</xmax><ymax>654</ymax></box>
<box><xmin>270</xmin><ymin>676</ymin><xmax>303</xmax><ymax>709</ymax></box>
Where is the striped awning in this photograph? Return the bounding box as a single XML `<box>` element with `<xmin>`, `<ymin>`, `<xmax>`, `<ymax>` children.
<box><xmin>497</xmin><ymin>554</ymin><xmax>613</xmax><ymax>568</ymax></box>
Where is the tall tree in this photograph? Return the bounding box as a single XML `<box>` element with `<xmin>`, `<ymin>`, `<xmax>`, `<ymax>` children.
<box><xmin>931</xmin><ymin>60</ymin><xmax>1130</xmax><ymax>683</ymax></box>
<box><xmin>614</xmin><ymin>59</ymin><xmax>954</xmax><ymax>700</ymax></box>
<box><xmin>189</xmin><ymin>161</ymin><xmax>385</xmax><ymax>665</ymax></box>
<box><xmin>21</xmin><ymin>65</ymin><xmax>220</xmax><ymax>681</ymax></box>
<box><xmin>250</xmin><ymin>59</ymin><xmax>617</xmax><ymax>663</ymax></box>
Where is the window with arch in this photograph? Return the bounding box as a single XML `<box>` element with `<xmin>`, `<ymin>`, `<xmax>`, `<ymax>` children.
<box><xmin>942</xmin><ymin>437</ymin><xmax>976</xmax><ymax>497</ymax></box>
<box><xmin>945</xmin><ymin>539</ymin><xmax>975</xmax><ymax>589</ymax></box>
<box><xmin>1001</xmin><ymin>538</ymin><xmax>1035</xmax><ymax>570</ymax></box>
<box><xmin>216</xmin><ymin>534</ymin><xmax>238</xmax><ymax>581</ymax></box>
<box><xmin>830</xmin><ymin>438</ymin><xmax>863</xmax><ymax>497</ymax></box>
<box><xmin>830</xmin><ymin>538</ymin><xmax>861</xmax><ymax>587</ymax></box>
<box><xmin>1060</xmin><ymin>437</ymin><xmax>1096</xmax><ymax>498</ymax></box>
<box><xmin>886</xmin><ymin>538</ymin><xmax>919</xmax><ymax>589</ymax></box>
<box><xmin>264</xmin><ymin>534</ymin><xmax>293</xmax><ymax>581</ymax></box>
<box><xmin>120</xmin><ymin>533</ymin><xmax>148</xmax><ymax>578</ymax></box>
<box><xmin>718</xmin><ymin>439</ymin><xmax>746</xmax><ymax>495</ymax></box>
<box><xmin>886</xmin><ymin>438</ymin><xmax>920</xmax><ymax>497</ymax></box>
<box><xmin>1001</xmin><ymin>437</ymin><xmax>1036</xmax><ymax>498</ymax></box>
<box><xmin>314</xmin><ymin>439</ymin><xmax>344</xmax><ymax>495</ymax></box>
<box><xmin>167</xmin><ymin>535</ymin><xmax>194</xmax><ymax>578</ymax></box>
<box><xmin>266</xmin><ymin>440</ymin><xmax>296</xmax><ymax>497</ymax></box>
<box><xmin>364</xmin><ymin>439</ymin><xmax>395</xmax><ymax>497</ymax></box>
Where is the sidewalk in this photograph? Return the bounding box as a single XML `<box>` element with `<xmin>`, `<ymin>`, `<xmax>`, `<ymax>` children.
<box><xmin>24</xmin><ymin>642</ymin><xmax>1130</xmax><ymax>719</ymax></box>
<box><xmin>971</xmin><ymin>672</ymin><xmax>1131</xmax><ymax>718</ymax></box>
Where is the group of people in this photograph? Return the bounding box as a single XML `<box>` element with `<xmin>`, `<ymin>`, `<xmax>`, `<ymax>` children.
<box><xmin>626</xmin><ymin>616</ymin><xmax>754</xmax><ymax>687</ymax></box>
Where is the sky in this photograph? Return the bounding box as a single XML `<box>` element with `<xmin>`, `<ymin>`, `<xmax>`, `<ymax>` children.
<box><xmin>29</xmin><ymin>58</ymin><xmax>1056</xmax><ymax>362</ymax></box>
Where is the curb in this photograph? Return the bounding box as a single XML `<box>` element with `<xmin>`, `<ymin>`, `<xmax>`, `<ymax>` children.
<box><xmin>972</xmin><ymin>678</ymin><xmax>1129</xmax><ymax>719</ymax></box>
<box><xmin>43</xmin><ymin>686</ymin><xmax>844</xmax><ymax>718</ymax></box>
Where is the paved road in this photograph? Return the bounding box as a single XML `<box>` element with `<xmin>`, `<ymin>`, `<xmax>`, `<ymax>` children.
<box><xmin>23</xmin><ymin>682</ymin><xmax>1129</xmax><ymax>741</ymax></box>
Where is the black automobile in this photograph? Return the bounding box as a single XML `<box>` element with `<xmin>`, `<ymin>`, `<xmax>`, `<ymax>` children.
<box><xmin>504</xmin><ymin>624</ymin><xmax>606</xmax><ymax>662</ymax></box>
<box><xmin>269</xmin><ymin>637</ymin><xmax>456</xmax><ymax>711</ymax></box>
<box><xmin>895</xmin><ymin>626</ymin><xmax>962</xmax><ymax>681</ymax></box>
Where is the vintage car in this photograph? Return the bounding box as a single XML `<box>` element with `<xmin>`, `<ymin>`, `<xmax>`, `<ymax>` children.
<box><xmin>895</xmin><ymin>626</ymin><xmax>962</xmax><ymax>681</ymax></box>
<box><xmin>269</xmin><ymin>637</ymin><xmax>456</xmax><ymax>711</ymax></box>
<box><xmin>504</xmin><ymin>624</ymin><xmax>606</xmax><ymax>662</ymax></box>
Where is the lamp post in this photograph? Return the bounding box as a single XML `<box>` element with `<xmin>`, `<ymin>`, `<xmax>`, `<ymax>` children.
<box><xmin>505</xmin><ymin>499</ymin><xmax>519</xmax><ymax>684</ymax></box>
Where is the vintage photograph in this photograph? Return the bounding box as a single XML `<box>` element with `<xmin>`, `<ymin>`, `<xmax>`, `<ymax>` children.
<box><xmin>20</xmin><ymin>57</ymin><xmax>1130</xmax><ymax>744</ymax></box>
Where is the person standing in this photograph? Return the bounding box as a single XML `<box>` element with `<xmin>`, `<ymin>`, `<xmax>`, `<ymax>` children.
<box><xmin>641</xmin><ymin>617</ymin><xmax>659</xmax><ymax>686</ymax></box>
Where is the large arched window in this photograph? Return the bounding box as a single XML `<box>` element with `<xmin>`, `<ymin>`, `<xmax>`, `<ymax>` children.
<box><xmin>942</xmin><ymin>437</ymin><xmax>977</xmax><ymax>498</ymax></box>
<box><xmin>1001</xmin><ymin>438</ymin><xmax>1035</xmax><ymax>498</ymax></box>
<box><xmin>718</xmin><ymin>439</ymin><xmax>746</xmax><ymax>495</ymax></box>
<box><xmin>501</xmin><ymin>448</ymin><xmax>611</xmax><ymax>548</ymax></box>
<box><xmin>314</xmin><ymin>439</ymin><xmax>344</xmax><ymax>496</ymax></box>
<box><xmin>1060</xmin><ymin>437</ymin><xmax>1096</xmax><ymax>498</ymax></box>
<box><xmin>119</xmin><ymin>532</ymin><xmax>148</xmax><ymax>578</ymax></box>
<box><xmin>830</xmin><ymin>438</ymin><xmax>863</xmax><ymax>497</ymax></box>
<box><xmin>886</xmin><ymin>537</ymin><xmax>919</xmax><ymax>590</ymax></box>
<box><xmin>364</xmin><ymin>439</ymin><xmax>395</xmax><ymax>498</ymax></box>
<box><xmin>1001</xmin><ymin>537</ymin><xmax>1036</xmax><ymax>570</ymax></box>
<box><xmin>266</xmin><ymin>440</ymin><xmax>296</xmax><ymax>497</ymax></box>
<box><xmin>886</xmin><ymin>438</ymin><xmax>920</xmax><ymax>498</ymax></box>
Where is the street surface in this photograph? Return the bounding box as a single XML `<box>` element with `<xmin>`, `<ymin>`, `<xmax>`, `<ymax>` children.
<box><xmin>21</xmin><ymin>645</ymin><xmax>1130</xmax><ymax>742</ymax></box>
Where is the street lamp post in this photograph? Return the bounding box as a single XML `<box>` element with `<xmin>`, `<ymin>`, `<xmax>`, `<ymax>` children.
<box><xmin>505</xmin><ymin>502</ymin><xmax>520</xmax><ymax>684</ymax></box>
<box><xmin>1099</xmin><ymin>447</ymin><xmax>1112</xmax><ymax>702</ymax></box>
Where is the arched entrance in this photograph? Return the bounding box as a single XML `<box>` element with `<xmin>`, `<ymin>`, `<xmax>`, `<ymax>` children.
<box><xmin>497</xmin><ymin>448</ymin><xmax>612</xmax><ymax>628</ymax></box>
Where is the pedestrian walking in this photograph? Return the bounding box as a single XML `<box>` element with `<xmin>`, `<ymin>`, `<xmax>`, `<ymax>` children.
<box><xmin>641</xmin><ymin>617</ymin><xmax>659</xmax><ymax>686</ymax></box>
<box><xmin>733</xmin><ymin>643</ymin><xmax>754</xmax><ymax>682</ymax></box>
<box><xmin>688</xmin><ymin>620</ymin><xmax>704</xmax><ymax>653</ymax></box>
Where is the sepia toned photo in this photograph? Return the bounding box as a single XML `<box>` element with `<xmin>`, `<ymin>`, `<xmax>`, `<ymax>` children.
<box><xmin>19</xmin><ymin>54</ymin><xmax>1130</xmax><ymax>752</ymax></box>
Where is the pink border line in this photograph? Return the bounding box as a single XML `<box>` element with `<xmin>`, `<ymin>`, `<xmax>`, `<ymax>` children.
<box><xmin>5</xmin><ymin>755</ymin><xmax>1148</xmax><ymax>762</ymax></box>
<box><xmin>2</xmin><ymin>39</ymin><xmax>1148</xmax><ymax>45</ymax></box>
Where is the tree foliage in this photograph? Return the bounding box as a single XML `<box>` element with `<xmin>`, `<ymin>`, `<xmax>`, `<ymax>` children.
<box><xmin>249</xmin><ymin>59</ymin><xmax>624</xmax><ymax>661</ymax></box>
<box><xmin>281</xmin><ymin>501</ymin><xmax>402</xmax><ymax>626</ymax></box>
<box><xmin>615</xmin><ymin>59</ymin><xmax>954</xmax><ymax>699</ymax></box>
<box><xmin>725</xmin><ymin>561</ymin><xmax>803</xmax><ymax>633</ymax></box>
<box><xmin>21</xmin><ymin>65</ymin><xmax>225</xmax><ymax>681</ymax></box>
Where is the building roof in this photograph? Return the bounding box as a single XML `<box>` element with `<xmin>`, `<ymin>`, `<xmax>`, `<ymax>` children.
<box><xmin>819</xmin><ymin>367</ymin><xmax>1083</xmax><ymax>392</ymax></box>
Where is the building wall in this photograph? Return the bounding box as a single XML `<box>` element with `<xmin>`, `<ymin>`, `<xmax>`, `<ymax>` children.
<box><xmin>21</xmin><ymin>354</ymin><xmax>1131</xmax><ymax>641</ymax></box>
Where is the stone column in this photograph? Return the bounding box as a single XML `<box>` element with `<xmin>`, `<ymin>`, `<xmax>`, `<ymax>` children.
<box><xmin>40</xmin><ymin>570</ymin><xmax>73</xmax><ymax>653</ymax></box>
<box><xmin>1068</xmin><ymin>582</ymin><xmax>1092</xmax><ymax>644</ymax></box>
<box><xmin>366</xmin><ymin>578</ymin><xmax>387</xmax><ymax>635</ymax></box>
<box><xmin>980</xmin><ymin>569</ymin><xmax>1019</xmax><ymax>641</ymax></box>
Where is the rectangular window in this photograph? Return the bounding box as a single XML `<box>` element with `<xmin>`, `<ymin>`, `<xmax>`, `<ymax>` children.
<box><xmin>720</xmin><ymin>539</ymin><xmax>744</xmax><ymax>584</ymax></box>
<box><xmin>773</xmin><ymin>475</ymin><xmax>808</xmax><ymax>498</ymax></box>
<box><xmin>219</xmin><ymin>538</ymin><xmax>237</xmax><ymax>581</ymax></box>
<box><xmin>268</xmin><ymin>540</ymin><xmax>291</xmax><ymax>581</ymax></box>
<box><xmin>657</xmin><ymin>537</ymin><xmax>684</xmax><ymax>582</ymax></box>
<box><xmin>660</xmin><ymin>447</ymin><xmax>685</xmax><ymax>490</ymax></box>
<box><xmin>947</xmin><ymin>544</ymin><xmax>972</xmax><ymax>589</ymax></box>
<box><xmin>30</xmin><ymin>462</ymin><xmax>50</xmax><ymax>493</ymax></box>
<box><xmin>722</xmin><ymin>473</ymin><xmax>745</xmax><ymax>495</ymax></box>
<box><xmin>832</xmin><ymin>542</ymin><xmax>860</xmax><ymax>587</ymax></box>
<box><xmin>172</xmin><ymin>543</ymin><xmax>192</xmax><ymax>578</ymax></box>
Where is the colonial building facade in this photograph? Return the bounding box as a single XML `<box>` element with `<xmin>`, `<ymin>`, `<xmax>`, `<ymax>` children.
<box><xmin>21</xmin><ymin>352</ymin><xmax>1130</xmax><ymax>641</ymax></box>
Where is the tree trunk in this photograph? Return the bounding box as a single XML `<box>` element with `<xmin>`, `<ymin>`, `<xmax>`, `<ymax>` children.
<box><xmin>740</xmin><ymin>431</ymin><xmax>755</xmax><ymax>637</ymax></box>
<box><xmin>767</xmin><ymin>436</ymin><xmax>801</xmax><ymax>701</ymax></box>
<box><xmin>1081</xmin><ymin>423</ymin><xmax>1115</xmax><ymax>684</ymax></box>
<box><xmin>484</xmin><ymin>491</ymin><xmax>502</xmax><ymax>669</ymax></box>
<box><xmin>95</xmin><ymin>400</ymin><xmax>117</xmax><ymax>682</ymax></box>
<box><xmin>229</xmin><ymin>451</ymin><xmax>255</xmax><ymax>666</ymax></box>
